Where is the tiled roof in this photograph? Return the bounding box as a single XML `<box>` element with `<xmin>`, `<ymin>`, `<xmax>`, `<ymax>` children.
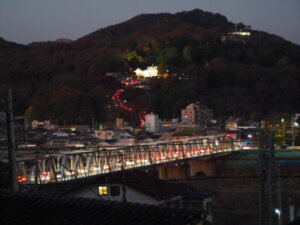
<box><xmin>178</xmin><ymin>120</ymin><xmax>195</xmax><ymax>126</ymax></box>
<box><xmin>173</xmin><ymin>128</ymin><xmax>203</xmax><ymax>136</ymax></box>
<box><xmin>0</xmin><ymin>190</ymin><xmax>204</xmax><ymax>225</ymax></box>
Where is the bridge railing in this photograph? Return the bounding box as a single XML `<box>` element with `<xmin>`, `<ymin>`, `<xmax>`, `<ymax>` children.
<box><xmin>16</xmin><ymin>136</ymin><xmax>240</xmax><ymax>184</ymax></box>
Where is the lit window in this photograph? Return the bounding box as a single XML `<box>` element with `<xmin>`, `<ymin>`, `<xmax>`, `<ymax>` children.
<box><xmin>110</xmin><ymin>186</ymin><xmax>120</xmax><ymax>196</ymax></box>
<box><xmin>98</xmin><ymin>186</ymin><xmax>108</xmax><ymax>196</ymax></box>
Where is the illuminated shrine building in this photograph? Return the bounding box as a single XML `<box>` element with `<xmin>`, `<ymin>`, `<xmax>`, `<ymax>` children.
<box><xmin>134</xmin><ymin>66</ymin><xmax>158</xmax><ymax>77</ymax></box>
<box><xmin>231</xmin><ymin>31</ymin><xmax>251</xmax><ymax>36</ymax></box>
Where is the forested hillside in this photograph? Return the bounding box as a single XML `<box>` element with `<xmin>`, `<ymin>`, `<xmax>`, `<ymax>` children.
<box><xmin>0</xmin><ymin>9</ymin><xmax>300</xmax><ymax>125</ymax></box>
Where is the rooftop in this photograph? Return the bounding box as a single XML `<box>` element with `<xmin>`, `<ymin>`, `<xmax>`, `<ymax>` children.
<box><xmin>0</xmin><ymin>190</ymin><xmax>204</xmax><ymax>225</ymax></box>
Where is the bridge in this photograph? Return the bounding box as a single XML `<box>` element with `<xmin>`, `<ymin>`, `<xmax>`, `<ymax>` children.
<box><xmin>15</xmin><ymin>135</ymin><xmax>244</xmax><ymax>184</ymax></box>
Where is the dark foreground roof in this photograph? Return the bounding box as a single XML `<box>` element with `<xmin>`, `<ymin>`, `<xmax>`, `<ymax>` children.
<box><xmin>0</xmin><ymin>190</ymin><xmax>204</xmax><ymax>225</ymax></box>
<box><xmin>288</xmin><ymin>220</ymin><xmax>300</xmax><ymax>225</ymax></box>
<box><xmin>38</xmin><ymin>170</ymin><xmax>216</xmax><ymax>201</ymax></box>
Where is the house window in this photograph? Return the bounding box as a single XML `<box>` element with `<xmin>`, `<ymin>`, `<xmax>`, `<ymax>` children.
<box><xmin>98</xmin><ymin>186</ymin><xmax>108</xmax><ymax>196</ymax></box>
<box><xmin>110</xmin><ymin>185</ymin><xmax>120</xmax><ymax>196</ymax></box>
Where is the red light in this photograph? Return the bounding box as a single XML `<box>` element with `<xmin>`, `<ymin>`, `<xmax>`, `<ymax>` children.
<box><xmin>112</xmin><ymin>79</ymin><xmax>146</xmax><ymax>127</ymax></box>
<box><xmin>17</xmin><ymin>176</ymin><xmax>27</xmax><ymax>183</ymax></box>
<box><xmin>206</xmin><ymin>147</ymin><xmax>212</xmax><ymax>152</ymax></box>
<box><xmin>42</xmin><ymin>172</ymin><xmax>50</xmax><ymax>177</ymax></box>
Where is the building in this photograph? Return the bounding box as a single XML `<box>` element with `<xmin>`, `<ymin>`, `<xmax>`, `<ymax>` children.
<box><xmin>95</xmin><ymin>128</ymin><xmax>136</xmax><ymax>146</ymax></box>
<box><xmin>115</xmin><ymin>117</ymin><xmax>124</xmax><ymax>129</ymax></box>
<box><xmin>63</xmin><ymin>171</ymin><xmax>184</xmax><ymax>207</ymax></box>
<box><xmin>144</xmin><ymin>114</ymin><xmax>161</xmax><ymax>133</ymax></box>
<box><xmin>134</xmin><ymin>66</ymin><xmax>158</xmax><ymax>77</ymax></box>
<box><xmin>221</xmin><ymin>30</ymin><xmax>251</xmax><ymax>43</ymax></box>
<box><xmin>95</xmin><ymin>128</ymin><xmax>115</xmax><ymax>140</ymax></box>
<box><xmin>31</xmin><ymin>120</ymin><xmax>55</xmax><ymax>130</ymax></box>
<box><xmin>181</xmin><ymin>103</ymin><xmax>213</xmax><ymax>127</ymax></box>
<box><xmin>38</xmin><ymin>170</ymin><xmax>214</xmax><ymax>223</ymax></box>
<box><xmin>225</xmin><ymin>119</ymin><xmax>238</xmax><ymax>131</ymax></box>
<box><xmin>172</xmin><ymin>127</ymin><xmax>204</xmax><ymax>139</ymax></box>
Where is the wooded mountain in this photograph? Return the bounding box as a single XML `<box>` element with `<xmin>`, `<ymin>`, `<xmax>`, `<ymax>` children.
<box><xmin>0</xmin><ymin>9</ymin><xmax>300</xmax><ymax>125</ymax></box>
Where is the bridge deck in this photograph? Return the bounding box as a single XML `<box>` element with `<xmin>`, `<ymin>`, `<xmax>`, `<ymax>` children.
<box><xmin>15</xmin><ymin>136</ymin><xmax>239</xmax><ymax>184</ymax></box>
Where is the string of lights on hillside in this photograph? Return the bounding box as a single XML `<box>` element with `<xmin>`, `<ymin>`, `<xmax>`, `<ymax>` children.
<box><xmin>112</xmin><ymin>79</ymin><xmax>146</xmax><ymax>126</ymax></box>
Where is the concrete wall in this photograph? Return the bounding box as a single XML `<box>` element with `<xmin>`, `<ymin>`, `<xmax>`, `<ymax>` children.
<box><xmin>157</xmin><ymin>164</ymin><xmax>188</xmax><ymax>180</ymax></box>
<box><xmin>189</xmin><ymin>159</ymin><xmax>216</xmax><ymax>177</ymax></box>
<box><xmin>157</xmin><ymin>159</ymin><xmax>217</xmax><ymax>180</ymax></box>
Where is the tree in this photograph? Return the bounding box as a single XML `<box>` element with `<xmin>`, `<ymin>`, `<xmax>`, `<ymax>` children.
<box><xmin>25</xmin><ymin>106</ymin><xmax>36</xmax><ymax>123</ymax></box>
<box><xmin>157</xmin><ymin>47</ymin><xmax>180</xmax><ymax>64</ymax></box>
<box><xmin>182</xmin><ymin>46</ymin><xmax>192</xmax><ymax>62</ymax></box>
<box><xmin>157</xmin><ymin>62</ymin><xmax>166</xmax><ymax>75</ymax></box>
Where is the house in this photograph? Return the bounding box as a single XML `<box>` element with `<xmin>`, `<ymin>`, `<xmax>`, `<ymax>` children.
<box><xmin>136</xmin><ymin>132</ymin><xmax>162</xmax><ymax>143</ymax></box>
<box><xmin>67</xmin><ymin>131</ymin><xmax>99</xmax><ymax>146</ymax></box>
<box><xmin>176</xmin><ymin>119</ymin><xmax>197</xmax><ymax>129</ymax></box>
<box><xmin>64</xmin><ymin>171</ymin><xmax>183</xmax><ymax>207</ymax></box>
<box><xmin>46</xmin><ymin>130</ymin><xmax>70</xmax><ymax>146</ymax></box>
<box><xmin>58</xmin><ymin>125</ymin><xmax>90</xmax><ymax>132</ymax></box>
<box><xmin>158</xmin><ymin>132</ymin><xmax>173</xmax><ymax>141</ymax></box>
<box><xmin>31</xmin><ymin>120</ymin><xmax>55</xmax><ymax>130</ymax></box>
<box><xmin>0</xmin><ymin>190</ymin><xmax>205</xmax><ymax>225</ymax></box>
<box><xmin>95</xmin><ymin>128</ymin><xmax>116</xmax><ymax>140</ymax></box>
<box><xmin>25</xmin><ymin>128</ymin><xmax>50</xmax><ymax>145</ymax></box>
<box><xmin>95</xmin><ymin>128</ymin><xmax>136</xmax><ymax>145</ymax></box>
<box><xmin>38</xmin><ymin>170</ymin><xmax>215</xmax><ymax>223</ymax></box>
<box><xmin>47</xmin><ymin>136</ymin><xmax>70</xmax><ymax>147</ymax></box>
<box><xmin>173</xmin><ymin>127</ymin><xmax>204</xmax><ymax>139</ymax></box>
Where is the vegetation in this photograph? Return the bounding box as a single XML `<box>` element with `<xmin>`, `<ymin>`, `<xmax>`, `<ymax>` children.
<box><xmin>0</xmin><ymin>9</ymin><xmax>300</xmax><ymax>125</ymax></box>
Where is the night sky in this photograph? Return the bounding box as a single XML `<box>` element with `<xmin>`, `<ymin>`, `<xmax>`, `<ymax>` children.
<box><xmin>1</xmin><ymin>0</ymin><xmax>299</xmax><ymax>45</ymax></box>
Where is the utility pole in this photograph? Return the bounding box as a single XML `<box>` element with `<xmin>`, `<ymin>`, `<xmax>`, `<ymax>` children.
<box><xmin>277</xmin><ymin>167</ymin><xmax>283</xmax><ymax>225</ymax></box>
<box><xmin>268</xmin><ymin>133</ymin><xmax>275</xmax><ymax>225</ymax></box>
<box><xmin>6</xmin><ymin>89</ymin><xmax>18</xmax><ymax>191</ymax></box>
<box><xmin>259</xmin><ymin>129</ymin><xmax>266</xmax><ymax>225</ymax></box>
<box><xmin>121</xmin><ymin>153</ymin><xmax>127</xmax><ymax>202</ymax></box>
<box><xmin>259</xmin><ymin>130</ymin><xmax>275</xmax><ymax>225</ymax></box>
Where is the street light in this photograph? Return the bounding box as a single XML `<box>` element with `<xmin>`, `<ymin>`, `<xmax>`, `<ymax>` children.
<box><xmin>275</xmin><ymin>208</ymin><xmax>282</xmax><ymax>225</ymax></box>
<box><xmin>281</xmin><ymin>118</ymin><xmax>285</xmax><ymax>146</ymax></box>
<box><xmin>292</xmin><ymin>121</ymin><xmax>299</xmax><ymax>147</ymax></box>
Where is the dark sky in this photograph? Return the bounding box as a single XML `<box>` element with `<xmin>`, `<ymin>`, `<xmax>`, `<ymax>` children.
<box><xmin>1</xmin><ymin>0</ymin><xmax>300</xmax><ymax>45</ymax></box>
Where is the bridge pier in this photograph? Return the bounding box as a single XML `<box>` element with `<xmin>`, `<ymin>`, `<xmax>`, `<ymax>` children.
<box><xmin>189</xmin><ymin>159</ymin><xmax>216</xmax><ymax>177</ymax></box>
<box><xmin>157</xmin><ymin>164</ymin><xmax>189</xmax><ymax>180</ymax></box>
<box><xmin>157</xmin><ymin>159</ymin><xmax>217</xmax><ymax>180</ymax></box>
